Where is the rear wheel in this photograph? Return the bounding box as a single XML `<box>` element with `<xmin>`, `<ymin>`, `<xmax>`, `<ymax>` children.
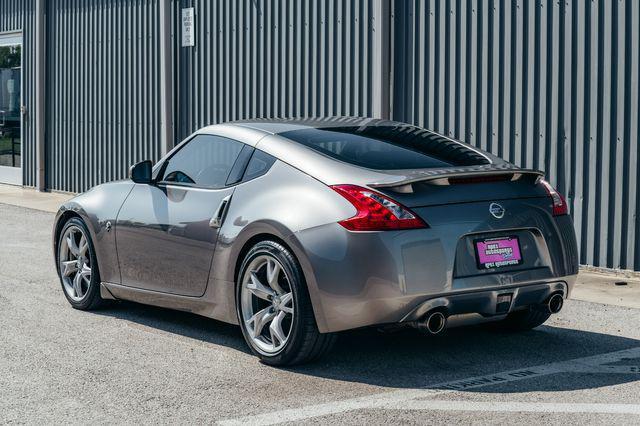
<box><xmin>57</xmin><ymin>217</ymin><xmax>104</xmax><ymax>310</ymax></box>
<box><xmin>499</xmin><ymin>307</ymin><xmax>551</xmax><ymax>331</ymax></box>
<box><xmin>236</xmin><ymin>240</ymin><xmax>335</xmax><ymax>366</ymax></box>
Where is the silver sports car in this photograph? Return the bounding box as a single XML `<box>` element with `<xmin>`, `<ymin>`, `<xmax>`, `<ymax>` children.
<box><xmin>53</xmin><ymin>118</ymin><xmax>578</xmax><ymax>365</ymax></box>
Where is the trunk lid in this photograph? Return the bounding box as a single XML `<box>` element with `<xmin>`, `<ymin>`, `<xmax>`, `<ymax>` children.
<box><xmin>371</xmin><ymin>167</ymin><xmax>548</xmax><ymax>208</ymax></box>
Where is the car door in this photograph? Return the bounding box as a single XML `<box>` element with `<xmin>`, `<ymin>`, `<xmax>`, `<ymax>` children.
<box><xmin>115</xmin><ymin>134</ymin><xmax>251</xmax><ymax>297</ymax></box>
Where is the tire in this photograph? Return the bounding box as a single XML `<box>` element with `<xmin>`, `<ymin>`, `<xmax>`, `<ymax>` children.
<box><xmin>236</xmin><ymin>240</ymin><xmax>336</xmax><ymax>366</ymax></box>
<box><xmin>498</xmin><ymin>307</ymin><xmax>551</xmax><ymax>331</ymax></box>
<box><xmin>56</xmin><ymin>217</ymin><xmax>104</xmax><ymax>310</ymax></box>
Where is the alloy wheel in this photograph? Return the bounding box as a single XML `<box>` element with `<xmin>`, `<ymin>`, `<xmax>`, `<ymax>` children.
<box><xmin>240</xmin><ymin>255</ymin><xmax>294</xmax><ymax>355</ymax></box>
<box><xmin>59</xmin><ymin>225</ymin><xmax>92</xmax><ymax>302</ymax></box>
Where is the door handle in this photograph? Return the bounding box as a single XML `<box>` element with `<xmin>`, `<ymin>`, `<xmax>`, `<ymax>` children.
<box><xmin>210</xmin><ymin>195</ymin><xmax>232</xmax><ymax>228</ymax></box>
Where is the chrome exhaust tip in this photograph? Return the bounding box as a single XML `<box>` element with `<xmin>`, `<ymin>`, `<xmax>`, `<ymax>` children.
<box><xmin>546</xmin><ymin>293</ymin><xmax>564</xmax><ymax>314</ymax></box>
<box><xmin>419</xmin><ymin>311</ymin><xmax>447</xmax><ymax>335</ymax></box>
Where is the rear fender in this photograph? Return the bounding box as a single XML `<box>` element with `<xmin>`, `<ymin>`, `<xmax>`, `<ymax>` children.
<box><xmin>211</xmin><ymin>161</ymin><xmax>354</xmax><ymax>332</ymax></box>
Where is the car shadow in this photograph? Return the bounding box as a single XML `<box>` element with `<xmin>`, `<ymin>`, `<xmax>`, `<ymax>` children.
<box><xmin>95</xmin><ymin>300</ymin><xmax>251</xmax><ymax>354</ymax></box>
<box><xmin>95</xmin><ymin>300</ymin><xmax>640</xmax><ymax>393</ymax></box>
<box><xmin>307</xmin><ymin>325</ymin><xmax>640</xmax><ymax>392</ymax></box>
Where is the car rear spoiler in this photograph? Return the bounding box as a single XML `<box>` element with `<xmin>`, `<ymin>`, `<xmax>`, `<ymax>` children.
<box><xmin>369</xmin><ymin>168</ymin><xmax>545</xmax><ymax>193</ymax></box>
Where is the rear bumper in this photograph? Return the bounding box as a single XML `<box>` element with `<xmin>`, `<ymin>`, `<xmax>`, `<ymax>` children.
<box><xmin>291</xmin><ymin>207</ymin><xmax>579</xmax><ymax>333</ymax></box>
<box><xmin>399</xmin><ymin>278</ymin><xmax>574</xmax><ymax>323</ymax></box>
<box><xmin>300</xmin><ymin>252</ymin><xmax>576</xmax><ymax>333</ymax></box>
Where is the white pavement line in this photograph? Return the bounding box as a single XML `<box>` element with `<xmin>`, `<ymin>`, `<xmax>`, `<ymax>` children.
<box><xmin>387</xmin><ymin>400</ymin><xmax>640</xmax><ymax>415</ymax></box>
<box><xmin>571</xmin><ymin>365</ymin><xmax>640</xmax><ymax>374</ymax></box>
<box><xmin>218</xmin><ymin>347</ymin><xmax>640</xmax><ymax>426</ymax></box>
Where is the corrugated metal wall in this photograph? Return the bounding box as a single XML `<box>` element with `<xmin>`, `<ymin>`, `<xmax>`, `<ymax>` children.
<box><xmin>0</xmin><ymin>0</ymin><xmax>35</xmax><ymax>187</ymax></box>
<box><xmin>173</xmin><ymin>0</ymin><xmax>375</xmax><ymax>141</ymax></box>
<box><xmin>46</xmin><ymin>0</ymin><xmax>163</xmax><ymax>193</ymax></box>
<box><xmin>4</xmin><ymin>0</ymin><xmax>639</xmax><ymax>271</ymax></box>
<box><xmin>392</xmin><ymin>0</ymin><xmax>640</xmax><ymax>271</ymax></box>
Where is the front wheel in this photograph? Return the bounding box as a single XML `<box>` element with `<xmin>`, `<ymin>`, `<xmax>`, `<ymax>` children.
<box><xmin>56</xmin><ymin>217</ymin><xmax>104</xmax><ymax>310</ymax></box>
<box><xmin>236</xmin><ymin>240</ymin><xmax>335</xmax><ymax>366</ymax></box>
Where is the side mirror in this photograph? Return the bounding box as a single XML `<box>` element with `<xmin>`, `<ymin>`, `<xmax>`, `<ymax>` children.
<box><xmin>129</xmin><ymin>160</ymin><xmax>153</xmax><ymax>184</ymax></box>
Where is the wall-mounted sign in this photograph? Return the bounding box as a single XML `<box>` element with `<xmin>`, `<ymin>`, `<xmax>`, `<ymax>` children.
<box><xmin>181</xmin><ymin>7</ymin><xmax>194</xmax><ymax>47</ymax></box>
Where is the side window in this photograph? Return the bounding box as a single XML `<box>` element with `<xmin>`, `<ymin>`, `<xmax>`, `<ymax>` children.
<box><xmin>242</xmin><ymin>149</ymin><xmax>276</xmax><ymax>182</ymax></box>
<box><xmin>161</xmin><ymin>135</ymin><xmax>244</xmax><ymax>188</ymax></box>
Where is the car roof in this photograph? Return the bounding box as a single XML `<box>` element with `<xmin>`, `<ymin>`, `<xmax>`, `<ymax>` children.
<box><xmin>196</xmin><ymin>117</ymin><xmax>519</xmax><ymax>188</ymax></box>
<box><xmin>227</xmin><ymin>116</ymin><xmax>497</xmax><ymax>166</ymax></box>
<box><xmin>229</xmin><ymin>116</ymin><xmax>384</xmax><ymax>134</ymax></box>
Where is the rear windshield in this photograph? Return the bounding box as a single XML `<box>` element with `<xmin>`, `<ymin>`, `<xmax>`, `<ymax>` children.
<box><xmin>279</xmin><ymin>126</ymin><xmax>489</xmax><ymax>170</ymax></box>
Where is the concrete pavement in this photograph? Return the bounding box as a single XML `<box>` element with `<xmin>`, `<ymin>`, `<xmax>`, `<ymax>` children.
<box><xmin>573</xmin><ymin>271</ymin><xmax>640</xmax><ymax>310</ymax></box>
<box><xmin>0</xmin><ymin>201</ymin><xmax>639</xmax><ymax>424</ymax></box>
<box><xmin>0</xmin><ymin>183</ymin><xmax>73</xmax><ymax>213</ymax></box>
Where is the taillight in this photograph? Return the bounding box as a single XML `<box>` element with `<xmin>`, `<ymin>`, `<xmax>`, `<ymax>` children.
<box><xmin>539</xmin><ymin>179</ymin><xmax>568</xmax><ymax>216</ymax></box>
<box><xmin>330</xmin><ymin>184</ymin><xmax>428</xmax><ymax>231</ymax></box>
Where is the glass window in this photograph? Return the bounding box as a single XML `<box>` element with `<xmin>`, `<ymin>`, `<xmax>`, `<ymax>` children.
<box><xmin>161</xmin><ymin>135</ymin><xmax>244</xmax><ymax>188</ymax></box>
<box><xmin>225</xmin><ymin>145</ymin><xmax>255</xmax><ymax>185</ymax></box>
<box><xmin>242</xmin><ymin>149</ymin><xmax>276</xmax><ymax>182</ymax></box>
<box><xmin>279</xmin><ymin>126</ymin><xmax>490</xmax><ymax>170</ymax></box>
<box><xmin>0</xmin><ymin>44</ymin><xmax>21</xmax><ymax>168</ymax></box>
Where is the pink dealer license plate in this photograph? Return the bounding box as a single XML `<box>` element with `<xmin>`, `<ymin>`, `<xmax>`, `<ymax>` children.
<box><xmin>474</xmin><ymin>236</ymin><xmax>523</xmax><ymax>269</ymax></box>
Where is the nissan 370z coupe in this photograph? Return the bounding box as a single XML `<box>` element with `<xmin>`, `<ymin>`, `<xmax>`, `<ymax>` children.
<box><xmin>53</xmin><ymin>118</ymin><xmax>578</xmax><ymax>365</ymax></box>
